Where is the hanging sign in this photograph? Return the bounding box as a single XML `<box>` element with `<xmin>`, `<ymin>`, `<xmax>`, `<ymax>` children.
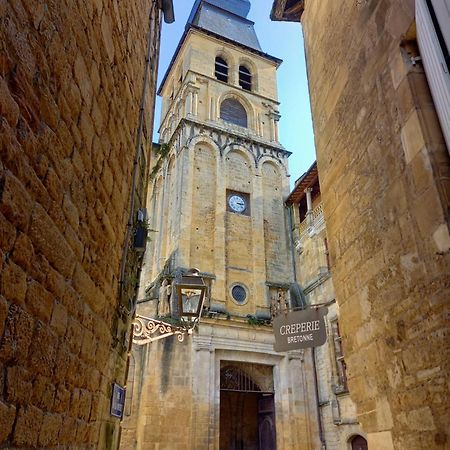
<box><xmin>273</xmin><ymin>307</ymin><xmax>328</xmax><ymax>352</ymax></box>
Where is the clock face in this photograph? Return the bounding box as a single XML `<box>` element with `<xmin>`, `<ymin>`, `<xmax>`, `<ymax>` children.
<box><xmin>228</xmin><ymin>195</ymin><xmax>246</xmax><ymax>213</ymax></box>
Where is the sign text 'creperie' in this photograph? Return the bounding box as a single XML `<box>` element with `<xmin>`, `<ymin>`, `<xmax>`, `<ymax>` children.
<box><xmin>273</xmin><ymin>307</ymin><xmax>328</xmax><ymax>352</ymax></box>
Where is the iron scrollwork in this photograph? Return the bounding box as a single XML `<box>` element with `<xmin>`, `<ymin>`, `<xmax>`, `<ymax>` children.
<box><xmin>132</xmin><ymin>314</ymin><xmax>190</xmax><ymax>345</ymax></box>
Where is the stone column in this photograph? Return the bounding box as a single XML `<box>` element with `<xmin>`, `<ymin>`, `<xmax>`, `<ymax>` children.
<box><xmin>252</xmin><ymin>160</ymin><xmax>267</xmax><ymax>311</ymax></box>
<box><xmin>177</xmin><ymin>130</ymin><xmax>194</xmax><ymax>267</ymax></box>
<box><xmin>273</xmin><ymin>113</ymin><xmax>280</xmax><ymax>142</ymax></box>
<box><xmin>193</xmin><ymin>89</ymin><xmax>199</xmax><ymax>116</ymax></box>
<box><xmin>209</xmin><ymin>96</ymin><xmax>214</xmax><ymax>120</ymax></box>
<box><xmin>258</xmin><ymin>113</ymin><xmax>264</xmax><ymax>138</ymax></box>
<box><xmin>268</xmin><ymin>112</ymin><xmax>281</xmax><ymax>142</ymax></box>
<box><xmin>185</xmin><ymin>90</ymin><xmax>193</xmax><ymax>116</ymax></box>
<box><xmin>192</xmin><ymin>336</ymin><xmax>214</xmax><ymax>450</ymax></box>
<box><xmin>212</xmin><ymin>150</ymin><xmax>227</xmax><ymax>312</ymax></box>
<box><xmin>305</xmin><ymin>188</ymin><xmax>313</xmax><ymax>225</ymax></box>
<box><xmin>269</xmin><ymin>114</ymin><xmax>275</xmax><ymax>141</ymax></box>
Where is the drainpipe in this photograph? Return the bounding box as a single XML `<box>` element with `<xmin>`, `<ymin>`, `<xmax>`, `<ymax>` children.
<box><xmin>287</xmin><ymin>205</ymin><xmax>298</xmax><ymax>281</ymax></box>
<box><xmin>161</xmin><ymin>0</ymin><xmax>175</xmax><ymax>23</ymax></box>
<box><xmin>287</xmin><ymin>205</ymin><xmax>326</xmax><ymax>449</ymax></box>
<box><xmin>119</xmin><ymin>1</ymin><xmax>161</xmax><ymax>305</ymax></box>
<box><xmin>312</xmin><ymin>347</ymin><xmax>326</xmax><ymax>449</ymax></box>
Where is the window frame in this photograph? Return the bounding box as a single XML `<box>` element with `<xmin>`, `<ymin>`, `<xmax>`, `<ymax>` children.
<box><xmin>220</xmin><ymin>98</ymin><xmax>248</xmax><ymax>128</ymax></box>
<box><xmin>416</xmin><ymin>0</ymin><xmax>450</xmax><ymax>153</ymax></box>
<box><xmin>238</xmin><ymin>64</ymin><xmax>252</xmax><ymax>91</ymax></box>
<box><xmin>215</xmin><ymin>56</ymin><xmax>229</xmax><ymax>83</ymax></box>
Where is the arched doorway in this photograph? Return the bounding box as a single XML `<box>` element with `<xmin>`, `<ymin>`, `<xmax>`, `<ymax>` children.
<box><xmin>219</xmin><ymin>363</ymin><xmax>276</xmax><ymax>450</ymax></box>
<box><xmin>350</xmin><ymin>435</ymin><xmax>368</xmax><ymax>450</ymax></box>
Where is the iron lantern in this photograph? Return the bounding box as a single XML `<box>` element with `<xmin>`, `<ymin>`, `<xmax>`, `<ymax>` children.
<box><xmin>176</xmin><ymin>268</ymin><xmax>207</xmax><ymax>321</ymax></box>
<box><xmin>132</xmin><ymin>268</ymin><xmax>207</xmax><ymax>345</ymax></box>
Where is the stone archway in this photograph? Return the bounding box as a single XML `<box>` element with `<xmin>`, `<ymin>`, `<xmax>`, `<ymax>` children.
<box><xmin>350</xmin><ymin>435</ymin><xmax>368</xmax><ymax>450</ymax></box>
<box><xmin>219</xmin><ymin>363</ymin><xmax>276</xmax><ymax>450</ymax></box>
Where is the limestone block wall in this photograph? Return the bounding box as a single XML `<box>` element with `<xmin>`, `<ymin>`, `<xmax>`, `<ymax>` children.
<box><xmin>0</xmin><ymin>0</ymin><xmax>161</xmax><ymax>448</ymax></box>
<box><xmin>262</xmin><ymin>162</ymin><xmax>290</xmax><ymax>283</ymax></box>
<box><xmin>122</xmin><ymin>338</ymin><xmax>196</xmax><ymax>450</ymax></box>
<box><xmin>186</xmin><ymin>32</ymin><xmax>279</xmax><ymax>100</ymax></box>
<box><xmin>142</xmin><ymin>120</ymin><xmax>292</xmax><ymax>317</ymax></box>
<box><xmin>190</xmin><ymin>144</ymin><xmax>217</xmax><ymax>271</ymax></box>
<box><xmin>291</xmin><ymin>198</ymin><xmax>365</xmax><ymax>450</ymax></box>
<box><xmin>159</xmin><ymin>31</ymin><xmax>281</xmax><ymax>145</ymax></box>
<box><xmin>120</xmin><ymin>319</ymin><xmax>322</xmax><ymax>450</ymax></box>
<box><xmin>295</xmin><ymin>229</ymin><xmax>328</xmax><ymax>287</ymax></box>
<box><xmin>300</xmin><ymin>1</ymin><xmax>450</xmax><ymax>448</ymax></box>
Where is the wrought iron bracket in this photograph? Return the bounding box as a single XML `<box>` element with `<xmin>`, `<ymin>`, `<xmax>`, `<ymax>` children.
<box><xmin>132</xmin><ymin>314</ymin><xmax>193</xmax><ymax>345</ymax></box>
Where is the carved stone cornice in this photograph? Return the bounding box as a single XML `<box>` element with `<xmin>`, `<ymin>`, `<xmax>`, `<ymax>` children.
<box><xmin>171</xmin><ymin>118</ymin><xmax>292</xmax><ymax>164</ymax></box>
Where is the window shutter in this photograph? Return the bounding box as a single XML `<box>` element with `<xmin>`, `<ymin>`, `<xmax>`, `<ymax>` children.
<box><xmin>430</xmin><ymin>0</ymin><xmax>450</xmax><ymax>55</ymax></box>
<box><xmin>239</xmin><ymin>65</ymin><xmax>252</xmax><ymax>91</ymax></box>
<box><xmin>215</xmin><ymin>57</ymin><xmax>228</xmax><ymax>83</ymax></box>
<box><xmin>416</xmin><ymin>0</ymin><xmax>450</xmax><ymax>154</ymax></box>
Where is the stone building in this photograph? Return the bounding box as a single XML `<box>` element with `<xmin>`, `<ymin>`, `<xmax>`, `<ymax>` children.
<box><xmin>0</xmin><ymin>0</ymin><xmax>172</xmax><ymax>448</ymax></box>
<box><xmin>120</xmin><ymin>1</ymin><xmax>323</xmax><ymax>449</ymax></box>
<box><xmin>287</xmin><ymin>162</ymin><xmax>367</xmax><ymax>450</ymax></box>
<box><xmin>272</xmin><ymin>1</ymin><xmax>450</xmax><ymax>449</ymax></box>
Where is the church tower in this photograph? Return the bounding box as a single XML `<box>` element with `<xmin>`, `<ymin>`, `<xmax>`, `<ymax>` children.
<box><xmin>150</xmin><ymin>0</ymin><xmax>292</xmax><ymax>309</ymax></box>
<box><xmin>121</xmin><ymin>2</ymin><xmax>321</xmax><ymax>449</ymax></box>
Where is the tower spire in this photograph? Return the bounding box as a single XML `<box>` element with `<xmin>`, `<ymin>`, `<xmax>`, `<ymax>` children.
<box><xmin>186</xmin><ymin>0</ymin><xmax>261</xmax><ymax>51</ymax></box>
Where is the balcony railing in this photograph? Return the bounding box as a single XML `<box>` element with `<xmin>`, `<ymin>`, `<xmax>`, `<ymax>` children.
<box><xmin>298</xmin><ymin>219</ymin><xmax>309</xmax><ymax>236</ymax></box>
<box><xmin>311</xmin><ymin>202</ymin><xmax>323</xmax><ymax>221</ymax></box>
<box><xmin>297</xmin><ymin>202</ymin><xmax>324</xmax><ymax>240</ymax></box>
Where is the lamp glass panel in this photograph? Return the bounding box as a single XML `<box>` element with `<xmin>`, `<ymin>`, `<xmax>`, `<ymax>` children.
<box><xmin>181</xmin><ymin>288</ymin><xmax>203</xmax><ymax>315</ymax></box>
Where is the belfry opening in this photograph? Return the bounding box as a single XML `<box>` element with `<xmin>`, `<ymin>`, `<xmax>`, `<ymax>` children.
<box><xmin>220</xmin><ymin>363</ymin><xmax>276</xmax><ymax>450</ymax></box>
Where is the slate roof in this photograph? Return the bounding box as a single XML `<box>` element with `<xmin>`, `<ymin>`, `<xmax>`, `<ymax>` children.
<box><xmin>158</xmin><ymin>0</ymin><xmax>281</xmax><ymax>95</ymax></box>
<box><xmin>188</xmin><ymin>0</ymin><xmax>262</xmax><ymax>51</ymax></box>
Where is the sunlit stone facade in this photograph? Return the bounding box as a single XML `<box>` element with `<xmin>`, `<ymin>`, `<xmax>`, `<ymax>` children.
<box><xmin>120</xmin><ymin>1</ymin><xmax>322</xmax><ymax>449</ymax></box>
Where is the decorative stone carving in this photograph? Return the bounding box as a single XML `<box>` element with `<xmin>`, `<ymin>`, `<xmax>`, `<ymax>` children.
<box><xmin>158</xmin><ymin>278</ymin><xmax>171</xmax><ymax>316</ymax></box>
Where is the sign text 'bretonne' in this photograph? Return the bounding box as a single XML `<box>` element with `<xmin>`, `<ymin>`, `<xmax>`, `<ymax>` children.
<box><xmin>273</xmin><ymin>307</ymin><xmax>328</xmax><ymax>352</ymax></box>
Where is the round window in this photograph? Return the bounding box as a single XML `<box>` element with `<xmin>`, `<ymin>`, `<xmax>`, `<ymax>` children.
<box><xmin>231</xmin><ymin>285</ymin><xmax>247</xmax><ymax>304</ymax></box>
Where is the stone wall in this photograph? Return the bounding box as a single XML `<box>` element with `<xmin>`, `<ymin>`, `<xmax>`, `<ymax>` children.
<box><xmin>299</xmin><ymin>1</ymin><xmax>450</xmax><ymax>448</ymax></box>
<box><xmin>290</xmin><ymin>186</ymin><xmax>366</xmax><ymax>450</ymax></box>
<box><xmin>121</xmin><ymin>14</ymin><xmax>316</xmax><ymax>449</ymax></box>
<box><xmin>0</xmin><ymin>0</ymin><xmax>161</xmax><ymax>447</ymax></box>
<box><xmin>121</xmin><ymin>319</ymin><xmax>322</xmax><ymax>450</ymax></box>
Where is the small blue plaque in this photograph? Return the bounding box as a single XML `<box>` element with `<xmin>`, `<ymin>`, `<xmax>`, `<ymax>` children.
<box><xmin>110</xmin><ymin>383</ymin><xmax>126</xmax><ymax>418</ymax></box>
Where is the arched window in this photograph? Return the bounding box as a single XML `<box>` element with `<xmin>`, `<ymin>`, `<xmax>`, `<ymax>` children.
<box><xmin>239</xmin><ymin>65</ymin><xmax>252</xmax><ymax>91</ymax></box>
<box><xmin>220</xmin><ymin>98</ymin><xmax>247</xmax><ymax>128</ymax></box>
<box><xmin>215</xmin><ymin>56</ymin><xmax>228</xmax><ymax>82</ymax></box>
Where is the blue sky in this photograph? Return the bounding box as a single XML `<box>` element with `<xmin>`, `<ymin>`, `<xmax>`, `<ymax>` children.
<box><xmin>154</xmin><ymin>0</ymin><xmax>316</xmax><ymax>187</ymax></box>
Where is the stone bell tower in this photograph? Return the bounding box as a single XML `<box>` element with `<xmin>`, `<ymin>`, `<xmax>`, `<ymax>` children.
<box><xmin>120</xmin><ymin>1</ymin><xmax>322</xmax><ymax>449</ymax></box>
<box><xmin>149</xmin><ymin>0</ymin><xmax>293</xmax><ymax>316</ymax></box>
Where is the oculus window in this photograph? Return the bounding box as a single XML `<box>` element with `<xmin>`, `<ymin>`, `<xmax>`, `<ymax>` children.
<box><xmin>231</xmin><ymin>285</ymin><xmax>247</xmax><ymax>305</ymax></box>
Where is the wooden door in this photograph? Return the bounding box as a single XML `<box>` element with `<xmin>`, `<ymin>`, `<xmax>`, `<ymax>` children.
<box><xmin>258</xmin><ymin>395</ymin><xmax>276</xmax><ymax>450</ymax></box>
<box><xmin>351</xmin><ymin>435</ymin><xmax>368</xmax><ymax>450</ymax></box>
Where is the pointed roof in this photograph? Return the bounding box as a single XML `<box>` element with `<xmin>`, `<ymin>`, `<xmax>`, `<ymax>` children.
<box><xmin>188</xmin><ymin>0</ymin><xmax>251</xmax><ymax>22</ymax></box>
<box><xmin>187</xmin><ymin>0</ymin><xmax>261</xmax><ymax>51</ymax></box>
<box><xmin>158</xmin><ymin>0</ymin><xmax>282</xmax><ymax>95</ymax></box>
